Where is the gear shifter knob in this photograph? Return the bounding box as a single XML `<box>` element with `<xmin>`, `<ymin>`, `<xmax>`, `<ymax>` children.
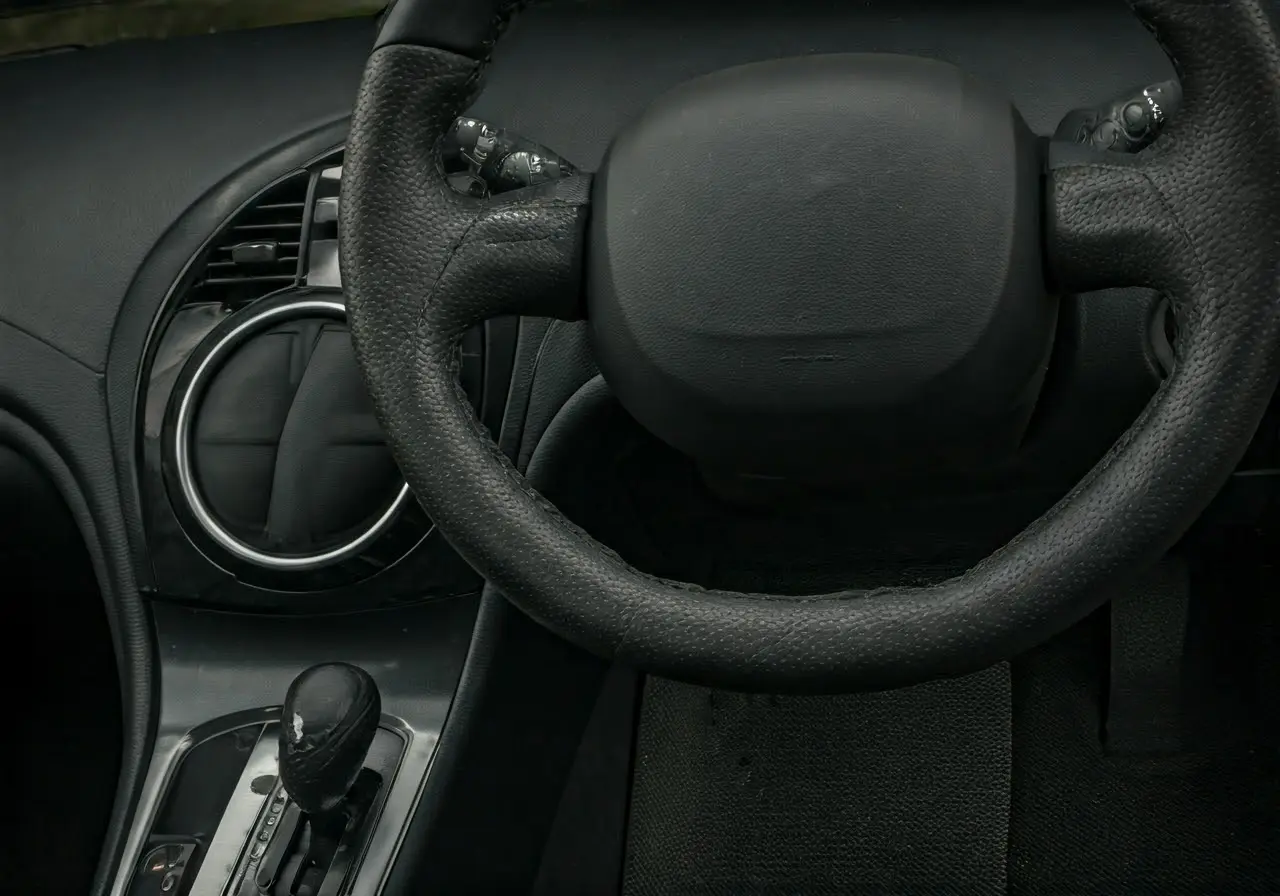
<box><xmin>279</xmin><ymin>663</ymin><xmax>381</xmax><ymax>815</ymax></box>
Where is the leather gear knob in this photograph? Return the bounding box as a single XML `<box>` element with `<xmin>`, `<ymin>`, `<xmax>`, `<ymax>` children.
<box><xmin>278</xmin><ymin>663</ymin><xmax>381</xmax><ymax>815</ymax></box>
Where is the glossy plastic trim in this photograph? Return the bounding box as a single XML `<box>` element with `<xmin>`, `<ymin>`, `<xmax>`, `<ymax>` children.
<box><xmin>108</xmin><ymin>596</ymin><xmax>480</xmax><ymax>896</ymax></box>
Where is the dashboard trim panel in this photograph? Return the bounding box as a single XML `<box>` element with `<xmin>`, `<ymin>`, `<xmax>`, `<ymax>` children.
<box><xmin>171</xmin><ymin>296</ymin><xmax>413</xmax><ymax>572</ymax></box>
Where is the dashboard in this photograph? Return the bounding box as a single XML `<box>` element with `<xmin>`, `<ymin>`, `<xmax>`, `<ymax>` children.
<box><xmin>1</xmin><ymin>2</ymin><xmax>1278</xmax><ymax>894</ymax></box>
<box><xmin>0</xmin><ymin>0</ymin><xmax>1205</xmax><ymax>612</ymax></box>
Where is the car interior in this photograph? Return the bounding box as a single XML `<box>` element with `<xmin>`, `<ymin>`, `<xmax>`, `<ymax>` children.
<box><xmin>2</xmin><ymin>0</ymin><xmax>1279</xmax><ymax>894</ymax></box>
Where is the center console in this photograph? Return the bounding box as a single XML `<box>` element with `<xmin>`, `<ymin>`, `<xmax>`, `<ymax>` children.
<box><xmin>114</xmin><ymin>597</ymin><xmax>479</xmax><ymax>896</ymax></box>
<box><xmin>131</xmin><ymin>661</ymin><xmax>394</xmax><ymax>896</ymax></box>
<box><xmin>114</xmin><ymin>140</ymin><xmax>496</xmax><ymax>896</ymax></box>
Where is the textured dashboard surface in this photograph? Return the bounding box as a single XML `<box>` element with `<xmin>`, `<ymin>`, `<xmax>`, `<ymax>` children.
<box><xmin>474</xmin><ymin>0</ymin><xmax>1174</xmax><ymax>166</ymax></box>
<box><xmin>0</xmin><ymin>18</ymin><xmax>374</xmax><ymax>370</ymax></box>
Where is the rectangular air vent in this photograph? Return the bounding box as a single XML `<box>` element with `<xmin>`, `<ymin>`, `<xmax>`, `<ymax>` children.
<box><xmin>187</xmin><ymin>171</ymin><xmax>310</xmax><ymax>306</ymax></box>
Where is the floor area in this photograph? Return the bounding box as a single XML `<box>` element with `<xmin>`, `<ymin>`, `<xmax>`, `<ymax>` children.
<box><xmin>1008</xmin><ymin>530</ymin><xmax>1280</xmax><ymax>895</ymax></box>
<box><xmin>540</xmin><ymin>426</ymin><xmax>1280</xmax><ymax>894</ymax></box>
<box><xmin>618</xmin><ymin>578</ymin><xmax>1280</xmax><ymax>894</ymax></box>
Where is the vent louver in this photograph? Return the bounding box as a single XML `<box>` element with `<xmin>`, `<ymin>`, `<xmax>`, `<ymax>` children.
<box><xmin>187</xmin><ymin>171</ymin><xmax>309</xmax><ymax>305</ymax></box>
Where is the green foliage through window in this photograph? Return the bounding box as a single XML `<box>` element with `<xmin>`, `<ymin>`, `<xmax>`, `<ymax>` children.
<box><xmin>0</xmin><ymin>0</ymin><xmax>385</xmax><ymax>58</ymax></box>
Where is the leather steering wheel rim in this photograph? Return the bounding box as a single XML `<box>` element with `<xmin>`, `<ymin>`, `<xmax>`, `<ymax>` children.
<box><xmin>341</xmin><ymin>0</ymin><xmax>1280</xmax><ymax>693</ymax></box>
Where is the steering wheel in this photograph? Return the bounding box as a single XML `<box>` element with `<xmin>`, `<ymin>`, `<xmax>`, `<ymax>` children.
<box><xmin>340</xmin><ymin>0</ymin><xmax>1280</xmax><ymax>693</ymax></box>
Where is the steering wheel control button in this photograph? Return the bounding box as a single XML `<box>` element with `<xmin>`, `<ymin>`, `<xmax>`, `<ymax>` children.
<box><xmin>1055</xmin><ymin>80</ymin><xmax>1182</xmax><ymax>153</ymax></box>
<box><xmin>132</xmin><ymin>843</ymin><xmax>195</xmax><ymax>896</ymax></box>
<box><xmin>590</xmin><ymin>54</ymin><xmax>1054</xmax><ymax>477</ymax></box>
<box><xmin>1092</xmin><ymin>120</ymin><xmax>1121</xmax><ymax>148</ymax></box>
<box><xmin>1122</xmin><ymin>102</ymin><xmax>1149</xmax><ymax>132</ymax></box>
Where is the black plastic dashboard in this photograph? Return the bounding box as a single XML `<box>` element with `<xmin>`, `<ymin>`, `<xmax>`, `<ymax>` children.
<box><xmin>2</xmin><ymin>2</ymin><xmax>1278</xmax><ymax>894</ymax></box>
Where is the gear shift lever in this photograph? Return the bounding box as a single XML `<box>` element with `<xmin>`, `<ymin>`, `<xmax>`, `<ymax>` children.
<box><xmin>278</xmin><ymin>663</ymin><xmax>381</xmax><ymax>815</ymax></box>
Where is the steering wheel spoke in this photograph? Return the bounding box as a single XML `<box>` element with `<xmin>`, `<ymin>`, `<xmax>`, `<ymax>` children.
<box><xmin>430</xmin><ymin>176</ymin><xmax>592</xmax><ymax>327</ymax></box>
<box><xmin>1045</xmin><ymin>150</ymin><xmax>1185</xmax><ymax>296</ymax></box>
<box><xmin>341</xmin><ymin>43</ymin><xmax>590</xmax><ymax>352</ymax></box>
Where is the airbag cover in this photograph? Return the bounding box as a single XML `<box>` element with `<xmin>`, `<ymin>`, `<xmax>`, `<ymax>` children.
<box><xmin>589</xmin><ymin>54</ymin><xmax>1053</xmax><ymax>476</ymax></box>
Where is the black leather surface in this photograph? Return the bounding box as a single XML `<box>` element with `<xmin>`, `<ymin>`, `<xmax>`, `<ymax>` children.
<box><xmin>344</xmin><ymin>0</ymin><xmax>1280</xmax><ymax>693</ymax></box>
<box><xmin>471</xmin><ymin>0</ymin><xmax>1177</xmax><ymax>165</ymax></box>
<box><xmin>0</xmin><ymin>4</ymin><xmax>1235</xmax><ymax>891</ymax></box>
<box><xmin>279</xmin><ymin>662</ymin><xmax>381</xmax><ymax>815</ymax></box>
<box><xmin>376</xmin><ymin>0</ymin><xmax>521</xmax><ymax>58</ymax></box>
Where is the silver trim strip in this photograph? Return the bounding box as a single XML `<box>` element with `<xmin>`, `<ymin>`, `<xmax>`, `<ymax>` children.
<box><xmin>107</xmin><ymin>714</ymin><xmax>276</xmax><ymax>896</ymax></box>
<box><xmin>172</xmin><ymin>298</ymin><xmax>410</xmax><ymax>571</ymax></box>
<box><xmin>108</xmin><ymin>732</ymin><xmax>192</xmax><ymax>896</ymax></box>
<box><xmin>187</xmin><ymin>728</ymin><xmax>279</xmax><ymax>896</ymax></box>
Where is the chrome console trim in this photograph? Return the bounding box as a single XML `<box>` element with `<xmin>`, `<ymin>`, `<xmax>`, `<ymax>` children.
<box><xmin>188</xmin><ymin>728</ymin><xmax>280</xmax><ymax>896</ymax></box>
<box><xmin>172</xmin><ymin>297</ymin><xmax>411</xmax><ymax>572</ymax></box>
<box><xmin>108</xmin><ymin>598</ymin><xmax>479</xmax><ymax>896</ymax></box>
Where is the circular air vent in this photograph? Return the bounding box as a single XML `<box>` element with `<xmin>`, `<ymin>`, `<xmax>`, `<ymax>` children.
<box><xmin>172</xmin><ymin>295</ymin><xmax>409</xmax><ymax>570</ymax></box>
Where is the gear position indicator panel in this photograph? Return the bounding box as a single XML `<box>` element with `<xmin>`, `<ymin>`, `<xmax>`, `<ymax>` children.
<box><xmin>128</xmin><ymin>673</ymin><xmax>403</xmax><ymax>896</ymax></box>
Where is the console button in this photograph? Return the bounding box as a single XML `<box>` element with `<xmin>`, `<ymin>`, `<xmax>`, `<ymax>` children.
<box><xmin>132</xmin><ymin>843</ymin><xmax>195</xmax><ymax>896</ymax></box>
<box><xmin>142</xmin><ymin>847</ymin><xmax>170</xmax><ymax>876</ymax></box>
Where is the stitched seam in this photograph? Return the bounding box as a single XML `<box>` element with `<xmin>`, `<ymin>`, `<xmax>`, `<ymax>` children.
<box><xmin>1136</xmin><ymin>168</ymin><xmax>1210</xmax><ymax>302</ymax></box>
<box><xmin>743</xmin><ymin>619</ymin><xmax>805</xmax><ymax>667</ymax></box>
<box><xmin>615</xmin><ymin>603</ymin><xmax>643</xmax><ymax>655</ymax></box>
<box><xmin>1057</xmin><ymin>160</ymin><xmax>1208</xmax><ymax>302</ymax></box>
<box><xmin>416</xmin><ymin>210</ymin><xmax>484</xmax><ymax>333</ymax></box>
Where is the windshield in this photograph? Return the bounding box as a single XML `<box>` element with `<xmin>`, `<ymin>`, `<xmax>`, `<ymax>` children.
<box><xmin>0</xmin><ymin>0</ymin><xmax>385</xmax><ymax>58</ymax></box>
